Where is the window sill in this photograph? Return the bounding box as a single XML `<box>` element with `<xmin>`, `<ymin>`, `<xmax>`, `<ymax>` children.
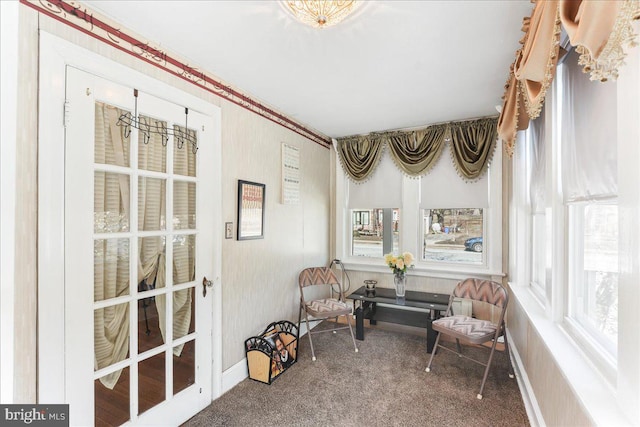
<box><xmin>509</xmin><ymin>282</ymin><xmax>629</xmax><ymax>426</ymax></box>
<box><xmin>342</xmin><ymin>258</ymin><xmax>504</xmax><ymax>281</ymax></box>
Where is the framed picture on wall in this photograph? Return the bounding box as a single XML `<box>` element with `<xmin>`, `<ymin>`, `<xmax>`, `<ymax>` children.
<box><xmin>237</xmin><ymin>180</ymin><xmax>265</xmax><ymax>240</ymax></box>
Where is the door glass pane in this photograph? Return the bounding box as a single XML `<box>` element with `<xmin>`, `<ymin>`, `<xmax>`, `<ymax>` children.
<box><xmin>138</xmin><ymin>177</ymin><xmax>166</xmax><ymax>231</ymax></box>
<box><xmin>94</xmin><ymin>238</ymin><xmax>130</xmax><ymax>302</ymax></box>
<box><xmin>172</xmin><ymin>287</ymin><xmax>193</xmax><ymax>342</ymax></box>
<box><xmin>173</xmin><ymin>235</ymin><xmax>195</xmax><ymax>285</ymax></box>
<box><xmin>95</xmin><ymin>102</ymin><xmax>130</xmax><ymax>167</ymax></box>
<box><xmin>173</xmin><ymin>125</ymin><xmax>196</xmax><ymax>177</ymax></box>
<box><xmin>138</xmin><ymin>236</ymin><xmax>166</xmax><ymax>294</ymax></box>
<box><xmin>95</xmin><ymin>171</ymin><xmax>130</xmax><ymax>233</ymax></box>
<box><xmin>94</xmin><ymin>302</ymin><xmax>130</xmax><ymax>371</ymax></box>
<box><xmin>95</xmin><ymin>366</ymin><xmax>130</xmax><ymax>427</ymax></box>
<box><xmin>138</xmin><ymin>295</ymin><xmax>164</xmax><ymax>354</ymax></box>
<box><xmin>173</xmin><ymin>340</ymin><xmax>195</xmax><ymax>395</ymax></box>
<box><xmin>173</xmin><ymin>181</ymin><xmax>196</xmax><ymax>230</ymax></box>
<box><xmin>138</xmin><ymin>352</ymin><xmax>166</xmax><ymax>415</ymax></box>
<box><xmin>138</xmin><ymin>115</ymin><xmax>167</xmax><ymax>173</ymax></box>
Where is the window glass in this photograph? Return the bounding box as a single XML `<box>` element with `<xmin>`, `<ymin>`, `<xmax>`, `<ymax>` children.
<box><xmin>351</xmin><ymin>208</ymin><xmax>399</xmax><ymax>258</ymax></box>
<box><xmin>422</xmin><ymin>208</ymin><xmax>483</xmax><ymax>264</ymax></box>
<box><xmin>530</xmin><ymin>213</ymin><xmax>549</xmax><ymax>300</ymax></box>
<box><xmin>569</xmin><ymin>203</ymin><xmax>618</xmax><ymax>355</ymax></box>
<box><xmin>526</xmin><ymin>113</ymin><xmax>549</xmax><ymax>303</ymax></box>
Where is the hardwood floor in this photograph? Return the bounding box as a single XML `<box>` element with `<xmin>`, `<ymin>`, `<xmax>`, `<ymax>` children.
<box><xmin>95</xmin><ymin>296</ymin><xmax>195</xmax><ymax>426</ymax></box>
<box><xmin>95</xmin><ymin>367</ymin><xmax>130</xmax><ymax>427</ymax></box>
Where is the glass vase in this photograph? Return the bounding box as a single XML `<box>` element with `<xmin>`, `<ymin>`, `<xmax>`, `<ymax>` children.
<box><xmin>393</xmin><ymin>273</ymin><xmax>406</xmax><ymax>297</ymax></box>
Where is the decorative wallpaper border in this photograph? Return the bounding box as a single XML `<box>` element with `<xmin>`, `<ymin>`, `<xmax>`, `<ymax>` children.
<box><xmin>22</xmin><ymin>0</ymin><xmax>332</xmax><ymax>149</ymax></box>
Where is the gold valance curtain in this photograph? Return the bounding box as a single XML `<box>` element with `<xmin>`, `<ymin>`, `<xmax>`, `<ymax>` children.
<box><xmin>498</xmin><ymin>0</ymin><xmax>640</xmax><ymax>156</ymax></box>
<box><xmin>450</xmin><ymin>118</ymin><xmax>498</xmax><ymax>180</ymax></box>
<box><xmin>335</xmin><ymin>135</ymin><xmax>385</xmax><ymax>182</ymax></box>
<box><xmin>336</xmin><ymin>118</ymin><xmax>497</xmax><ymax>182</ymax></box>
<box><xmin>387</xmin><ymin>124</ymin><xmax>447</xmax><ymax>176</ymax></box>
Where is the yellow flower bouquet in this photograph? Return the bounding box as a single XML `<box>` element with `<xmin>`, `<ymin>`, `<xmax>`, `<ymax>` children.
<box><xmin>384</xmin><ymin>252</ymin><xmax>415</xmax><ymax>276</ymax></box>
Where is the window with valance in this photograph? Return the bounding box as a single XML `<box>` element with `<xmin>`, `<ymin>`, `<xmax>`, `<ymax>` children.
<box><xmin>336</xmin><ymin>117</ymin><xmax>502</xmax><ymax>269</ymax></box>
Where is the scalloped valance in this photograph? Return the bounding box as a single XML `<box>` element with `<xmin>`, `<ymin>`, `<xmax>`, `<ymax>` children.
<box><xmin>335</xmin><ymin>134</ymin><xmax>386</xmax><ymax>182</ymax></box>
<box><xmin>336</xmin><ymin>117</ymin><xmax>497</xmax><ymax>183</ymax></box>
<box><xmin>498</xmin><ymin>0</ymin><xmax>640</xmax><ymax>156</ymax></box>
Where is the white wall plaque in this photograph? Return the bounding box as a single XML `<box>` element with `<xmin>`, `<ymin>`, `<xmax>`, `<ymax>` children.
<box><xmin>281</xmin><ymin>143</ymin><xmax>300</xmax><ymax>205</ymax></box>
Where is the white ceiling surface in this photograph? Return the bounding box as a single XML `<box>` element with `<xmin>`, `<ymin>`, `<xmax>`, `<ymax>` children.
<box><xmin>84</xmin><ymin>1</ymin><xmax>533</xmax><ymax>139</ymax></box>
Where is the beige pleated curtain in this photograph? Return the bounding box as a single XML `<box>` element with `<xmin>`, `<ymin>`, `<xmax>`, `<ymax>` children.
<box><xmin>163</xmin><ymin>124</ymin><xmax>197</xmax><ymax>357</ymax></box>
<box><xmin>94</xmin><ymin>104</ymin><xmax>132</xmax><ymax>390</ymax></box>
<box><xmin>94</xmin><ymin>103</ymin><xmax>194</xmax><ymax>390</ymax></box>
<box><xmin>336</xmin><ymin>118</ymin><xmax>497</xmax><ymax>183</ymax></box>
<box><xmin>498</xmin><ymin>0</ymin><xmax>640</xmax><ymax>155</ymax></box>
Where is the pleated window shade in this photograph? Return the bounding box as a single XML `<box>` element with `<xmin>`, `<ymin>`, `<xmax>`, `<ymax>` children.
<box><xmin>529</xmin><ymin>108</ymin><xmax>547</xmax><ymax>214</ymax></box>
<box><xmin>561</xmin><ymin>50</ymin><xmax>618</xmax><ymax>203</ymax></box>
<box><xmin>420</xmin><ymin>145</ymin><xmax>490</xmax><ymax>209</ymax></box>
<box><xmin>347</xmin><ymin>151</ymin><xmax>402</xmax><ymax>209</ymax></box>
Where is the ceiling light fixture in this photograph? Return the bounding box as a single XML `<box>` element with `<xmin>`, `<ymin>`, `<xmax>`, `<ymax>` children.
<box><xmin>282</xmin><ymin>1</ymin><xmax>361</xmax><ymax>29</ymax></box>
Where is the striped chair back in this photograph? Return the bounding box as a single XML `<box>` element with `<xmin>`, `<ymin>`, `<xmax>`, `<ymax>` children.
<box><xmin>453</xmin><ymin>278</ymin><xmax>508</xmax><ymax>308</ymax></box>
<box><xmin>298</xmin><ymin>267</ymin><xmax>339</xmax><ymax>288</ymax></box>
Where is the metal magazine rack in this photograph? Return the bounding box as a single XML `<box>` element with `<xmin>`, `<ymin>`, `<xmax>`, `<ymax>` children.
<box><xmin>245</xmin><ymin>320</ymin><xmax>299</xmax><ymax>384</ymax></box>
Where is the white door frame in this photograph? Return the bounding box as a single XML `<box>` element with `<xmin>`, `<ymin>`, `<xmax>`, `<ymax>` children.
<box><xmin>0</xmin><ymin>0</ymin><xmax>19</xmax><ymax>404</ymax></box>
<box><xmin>38</xmin><ymin>31</ymin><xmax>222</xmax><ymax>406</ymax></box>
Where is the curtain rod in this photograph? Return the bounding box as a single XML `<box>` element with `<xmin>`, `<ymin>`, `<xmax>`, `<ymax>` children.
<box><xmin>337</xmin><ymin>114</ymin><xmax>499</xmax><ymax>140</ymax></box>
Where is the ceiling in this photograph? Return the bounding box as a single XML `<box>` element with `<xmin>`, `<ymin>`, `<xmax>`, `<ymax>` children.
<box><xmin>83</xmin><ymin>0</ymin><xmax>533</xmax><ymax>139</ymax></box>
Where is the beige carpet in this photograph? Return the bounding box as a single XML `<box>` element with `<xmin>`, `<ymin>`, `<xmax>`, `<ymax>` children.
<box><xmin>185</xmin><ymin>321</ymin><xmax>530</xmax><ymax>427</ymax></box>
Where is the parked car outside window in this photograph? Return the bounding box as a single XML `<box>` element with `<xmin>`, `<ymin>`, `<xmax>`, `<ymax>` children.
<box><xmin>464</xmin><ymin>236</ymin><xmax>483</xmax><ymax>252</ymax></box>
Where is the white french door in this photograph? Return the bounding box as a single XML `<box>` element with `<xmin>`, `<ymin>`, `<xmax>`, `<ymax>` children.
<box><xmin>64</xmin><ymin>66</ymin><xmax>215</xmax><ymax>426</ymax></box>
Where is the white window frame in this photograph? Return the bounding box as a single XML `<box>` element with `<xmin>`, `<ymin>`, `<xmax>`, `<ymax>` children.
<box><xmin>524</xmin><ymin>114</ymin><xmax>553</xmax><ymax>307</ymax></box>
<box><xmin>555</xmin><ymin>51</ymin><xmax>619</xmax><ymax>382</ymax></box>
<box><xmin>529</xmin><ymin>211</ymin><xmax>548</xmax><ymax>302</ymax></box>
<box><xmin>563</xmin><ymin>200</ymin><xmax>618</xmax><ymax>377</ymax></box>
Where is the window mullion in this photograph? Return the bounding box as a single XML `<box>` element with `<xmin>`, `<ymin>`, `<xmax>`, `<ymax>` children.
<box><xmin>550</xmin><ymin>74</ymin><xmax>566</xmax><ymax>323</ymax></box>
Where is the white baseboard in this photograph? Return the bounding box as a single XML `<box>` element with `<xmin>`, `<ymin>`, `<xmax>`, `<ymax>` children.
<box><xmin>221</xmin><ymin>358</ymin><xmax>248</xmax><ymax>395</ymax></box>
<box><xmin>507</xmin><ymin>329</ymin><xmax>545</xmax><ymax>427</ymax></box>
<box><xmin>220</xmin><ymin>320</ymin><xmax>318</xmax><ymax>395</ymax></box>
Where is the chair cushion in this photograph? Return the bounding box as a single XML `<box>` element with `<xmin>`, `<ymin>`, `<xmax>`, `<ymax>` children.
<box><xmin>433</xmin><ymin>315</ymin><xmax>498</xmax><ymax>343</ymax></box>
<box><xmin>305</xmin><ymin>298</ymin><xmax>351</xmax><ymax>317</ymax></box>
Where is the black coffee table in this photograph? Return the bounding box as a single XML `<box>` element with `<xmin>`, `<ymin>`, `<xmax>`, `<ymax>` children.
<box><xmin>349</xmin><ymin>286</ymin><xmax>450</xmax><ymax>353</ymax></box>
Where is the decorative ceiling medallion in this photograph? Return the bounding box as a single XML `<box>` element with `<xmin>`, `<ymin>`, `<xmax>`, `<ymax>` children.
<box><xmin>282</xmin><ymin>1</ymin><xmax>361</xmax><ymax>29</ymax></box>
